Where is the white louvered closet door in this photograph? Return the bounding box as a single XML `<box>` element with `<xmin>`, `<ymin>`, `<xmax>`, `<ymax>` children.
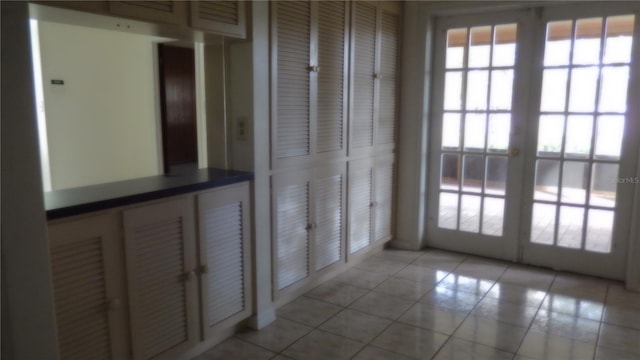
<box><xmin>349</xmin><ymin>160</ymin><xmax>374</xmax><ymax>254</ymax></box>
<box><xmin>314</xmin><ymin>164</ymin><xmax>346</xmax><ymax>271</ymax></box>
<box><xmin>374</xmin><ymin>156</ymin><xmax>395</xmax><ymax>242</ymax></box>
<box><xmin>123</xmin><ymin>197</ymin><xmax>198</xmax><ymax>360</ymax></box>
<box><xmin>190</xmin><ymin>1</ymin><xmax>246</xmax><ymax>38</ymax></box>
<box><xmin>273</xmin><ymin>171</ymin><xmax>311</xmax><ymax>291</ymax></box>
<box><xmin>377</xmin><ymin>9</ymin><xmax>400</xmax><ymax>147</ymax></box>
<box><xmin>351</xmin><ymin>1</ymin><xmax>378</xmax><ymax>152</ymax></box>
<box><xmin>316</xmin><ymin>1</ymin><xmax>348</xmax><ymax>159</ymax></box>
<box><xmin>197</xmin><ymin>183</ymin><xmax>251</xmax><ymax>337</ymax></box>
<box><xmin>48</xmin><ymin>214</ymin><xmax>124</xmax><ymax>360</ymax></box>
<box><xmin>272</xmin><ymin>1</ymin><xmax>312</xmax><ymax>168</ymax></box>
<box><xmin>109</xmin><ymin>1</ymin><xmax>187</xmax><ymax>25</ymax></box>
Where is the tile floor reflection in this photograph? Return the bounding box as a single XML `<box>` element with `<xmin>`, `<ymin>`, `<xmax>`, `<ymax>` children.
<box><xmin>195</xmin><ymin>249</ymin><xmax>640</xmax><ymax>360</ymax></box>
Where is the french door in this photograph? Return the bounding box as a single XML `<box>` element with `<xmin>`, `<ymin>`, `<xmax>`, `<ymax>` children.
<box><xmin>427</xmin><ymin>4</ymin><xmax>640</xmax><ymax>279</ymax></box>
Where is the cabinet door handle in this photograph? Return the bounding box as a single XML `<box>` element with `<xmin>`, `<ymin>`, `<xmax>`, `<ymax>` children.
<box><xmin>370</xmin><ymin>202</ymin><xmax>375</xmax><ymax>208</ymax></box>
<box><xmin>374</xmin><ymin>73</ymin><xmax>383</xmax><ymax>79</ymax></box>
<box><xmin>306</xmin><ymin>223</ymin><xmax>313</xmax><ymax>231</ymax></box>
<box><xmin>307</xmin><ymin>65</ymin><xmax>320</xmax><ymax>72</ymax></box>
<box><xmin>182</xmin><ymin>270</ymin><xmax>195</xmax><ymax>282</ymax></box>
<box><xmin>106</xmin><ymin>298</ymin><xmax>120</xmax><ymax>312</ymax></box>
<box><xmin>199</xmin><ymin>264</ymin><xmax>209</xmax><ymax>274</ymax></box>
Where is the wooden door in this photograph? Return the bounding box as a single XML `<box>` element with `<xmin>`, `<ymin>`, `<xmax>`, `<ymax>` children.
<box><xmin>158</xmin><ymin>44</ymin><xmax>198</xmax><ymax>174</ymax></box>
<box><xmin>197</xmin><ymin>183</ymin><xmax>252</xmax><ymax>338</ymax></box>
<box><xmin>123</xmin><ymin>197</ymin><xmax>198</xmax><ymax>360</ymax></box>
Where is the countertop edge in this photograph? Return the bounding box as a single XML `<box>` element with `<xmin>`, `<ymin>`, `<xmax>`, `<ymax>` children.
<box><xmin>45</xmin><ymin>170</ymin><xmax>253</xmax><ymax>220</ymax></box>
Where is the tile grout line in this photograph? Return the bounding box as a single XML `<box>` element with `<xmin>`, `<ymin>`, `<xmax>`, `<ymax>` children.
<box><xmin>591</xmin><ymin>282</ymin><xmax>611</xmax><ymax>360</ymax></box>
<box><xmin>511</xmin><ymin>270</ymin><xmax>558</xmax><ymax>359</ymax></box>
<box><xmin>429</xmin><ymin>257</ymin><xmax>513</xmax><ymax>360</ymax></box>
<box><xmin>351</xmin><ymin>254</ymin><xmax>466</xmax><ymax>360</ymax></box>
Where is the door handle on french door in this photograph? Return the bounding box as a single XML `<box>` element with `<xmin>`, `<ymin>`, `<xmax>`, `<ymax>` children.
<box><xmin>508</xmin><ymin>147</ymin><xmax>521</xmax><ymax>158</ymax></box>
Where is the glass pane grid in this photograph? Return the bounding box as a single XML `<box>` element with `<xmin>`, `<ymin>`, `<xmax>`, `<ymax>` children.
<box><xmin>439</xmin><ymin>24</ymin><xmax>517</xmax><ymax>236</ymax></box>
<box><xmin>531</xmin><ymin>14</ymin><xmax>634</xmax><ymax>253</ymax></box>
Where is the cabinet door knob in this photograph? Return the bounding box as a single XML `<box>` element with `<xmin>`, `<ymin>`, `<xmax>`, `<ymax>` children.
<box><xmin>183</xmin><ymin>270</ymin><xmax>195</xmax><ymax>282</ymax></box>
<box><xmin>199</xmin><ymin>265</ymin><xmax>209</xmax><ymax>274</ymax></box>
<box><xmin>307</xmin><ymin>65</ymin><xmax>320</xmax><ymax>72</ymax></box>
<box><xmin>106</xmin><ymin>298</ymin><xmax>120</xmax><ymax>312</ymax></box>
<box><xmin>374</xmin><ymin>73</ymin><xmax>383</xmax><ymax>79</ymax></box>
<box><xmin>370</xmin><ymin>202</ymin><xmax>375</xmax><ymax>208</ymax></box>
<box><xmin>306</xmin><ymin>223</ymin><xmax>313</xmax><ymax>231</ymax></box>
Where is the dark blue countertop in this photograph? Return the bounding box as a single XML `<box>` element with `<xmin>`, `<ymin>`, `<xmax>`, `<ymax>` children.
<box><xmin>45</xmin><ymin>168</ymin><xmax>254</xmax><ymax>220</ymax></box>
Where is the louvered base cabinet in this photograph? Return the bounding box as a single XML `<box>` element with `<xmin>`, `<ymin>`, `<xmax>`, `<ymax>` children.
<box><xmin>47</xmin><ymin>182</ymin><xmax>252</xmax><ymax>360</ymax></box>
<box><xmin>272</xmin><ymin>164</ymin><xmax>347</xmax><ymax>301</ymax></box>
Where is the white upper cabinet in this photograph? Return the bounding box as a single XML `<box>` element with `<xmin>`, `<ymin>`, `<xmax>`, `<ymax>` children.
<box><xmin>271</xmin><ymin>1</ymin><xmax>349</xmax><ymax>169</ymax></box>
<box><xmin>109</xmin><ymin>1</ymin><xmax>188</xmax><ymax>25</ymax></box>
<box><xmin>190</xmin><ymin>1</ymin><xmax>246</xmax><ymax>38</ymax></box>
<box><xmin>378</xmin><ymin>7</ymin><xmax>401</xmax><ymax>148</ymax></box>
<box><xmin>350</xmin><ymin>1</ymin><xmax>401</xmax><ymax>155</ymax></box>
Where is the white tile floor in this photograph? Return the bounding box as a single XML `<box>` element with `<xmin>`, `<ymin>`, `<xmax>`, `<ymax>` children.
<box><xmin>195</xmin><ymin>249</ymin><xmax>640</xmax><ymax>360</ymax></box>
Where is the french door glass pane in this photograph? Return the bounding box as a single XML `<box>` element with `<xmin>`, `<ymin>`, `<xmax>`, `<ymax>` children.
<box><xmin>537</xmin><ymin>115</ymin><xmax>564</xmax><ymax>156</ymax></box>
<box><xmin>594</xmin><ymin>116</ymin><xmax>624</xmax><ymax>159</ymax></box>
<box><xmin>603</xmin><ymin>15</ymin><xmax>635</xmax><ymax>64</ymax></box>
<box><xmin>585</xmin><ymin>209</ymin><xmax>614</xmax><ymax>253</ymax></box>
<box><xmin>531</xmin><ymin>203</ymin><xmax>556</xmax><ymax>245</ymax></box>
<box><xmin>439</xmin><ymin>192</ymin><xmax>459</xmax><ymax>230</ymax></box>
<box><xmin>441</xmin><ymin>154</ymin><xmax>460</xmax><ymax>191</ymax></box>
<box><xmin>446</xmin><ymin>28</ymin><xmax>467</xmax><ymax>69</ymax></box>
<box><xmin>530</xmin><ymin>14</ymin><xmax>635</xmax><ymax>253</ymax></box>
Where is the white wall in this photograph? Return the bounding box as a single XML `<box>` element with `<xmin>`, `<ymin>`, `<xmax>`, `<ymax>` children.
<box><xmin>37</xmin><ymin>21</ymin><xmax>164</xmax><ymax>190</ymax></box>
<box><xmin>228</xmin><ymin>41</ymin><xmax>254</xmax><ymax>172</ymax></box>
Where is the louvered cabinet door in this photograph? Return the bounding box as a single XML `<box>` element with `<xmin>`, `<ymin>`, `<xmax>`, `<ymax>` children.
<box><xmin>272</xmin><ymin>170</ymin><xmax>312</xmax><ymax>292</ymax></box>
<box><xmin>377</xmin><ymin>9</ymin><xmax>400</xmax><ymax>148</ymax></box>
<box><xmin>123</xmin><ymin>197</ymin><xmax>198</xmax><ymax>360</ymax></box>
<box><xmin>316</xmin><ymin>1</ymin><xmax>348</xmax><ymax>160</ymax></box>
<box><xmin>48</xmin><ymin>213</ymin><xmax>125</xmax><ymax>360</ymax></box>
<box><xmin>374</xmin><ymin>156</ymin><xmax>395</xmax><ymax>243</ymax></box>
<box><xmin>197</xmin><ymin>182</ymin><xmax>251</xmax><ymax>338</ymax></box>
<box><xmin>348</xmin><ymin>160</ymin><xmax>374</xmax><ymax>255</ymax></box>
<box><xmin>350</xmin><ymin>1</ymin><xmax>378</xmax><ymax>153</ymax></box>
<box><xmin>272</xmin><ymin>1</ymin><xmax>313</xmax><ymax>168</ymax></box>
<box><xmin>313</xmin><ymin>163</ymin><xmax>346</xmax><ymax>271</ymax></box>
<box><xmin>190</xmin><ymin>1</ymin><xmax>246</xmax><ymax>38</ymax></box>
<box><xmin>109</xmin><ymin>1</ymin><xmax>187</xmax><ymax>25</ymax></box>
